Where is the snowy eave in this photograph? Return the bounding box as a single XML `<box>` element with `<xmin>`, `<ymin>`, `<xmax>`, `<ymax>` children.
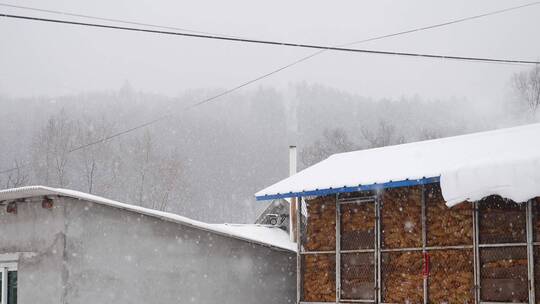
<box><xmin>256</xmin><ymin>123</ymin><xmax>540</xmax><ymax>206</ymax></box>
<box><xmin>0</xmin><ymin>186</ymin><xmax>296</xmax><ymax>252</ymax></box>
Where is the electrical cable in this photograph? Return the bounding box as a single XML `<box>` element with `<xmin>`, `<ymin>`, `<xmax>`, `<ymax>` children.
<box><xmin>1</xmin><ymin>2</ymin><xmax>539</xmax><ymax>175</ymax></box>
<box><xmin>0</xmin><ymin>2</ymin><xmax>244</xmax><ymax>38</ymax></box>
<box><xmin>1</xmin><ymin>13</ymin><xmax>539</xmax><ymax>65</ymax></box>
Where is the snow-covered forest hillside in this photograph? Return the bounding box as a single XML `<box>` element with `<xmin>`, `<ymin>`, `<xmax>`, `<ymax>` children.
<box><xmin>0</xmin><ymin>76</ymin><xmax>538</xmax><ymax>222</ymax></box>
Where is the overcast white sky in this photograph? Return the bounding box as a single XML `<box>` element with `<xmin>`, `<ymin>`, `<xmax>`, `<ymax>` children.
<box><xmin>0</xmin><ymin>0</ymin><xmax>539</xmax><ymax>102</ymax></box>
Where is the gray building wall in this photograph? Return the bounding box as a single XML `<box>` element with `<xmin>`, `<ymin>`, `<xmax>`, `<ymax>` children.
<box><xmin>0</xmin><ymin>197</ymin><xmax>296</xmax><ymax>304</ymax></box>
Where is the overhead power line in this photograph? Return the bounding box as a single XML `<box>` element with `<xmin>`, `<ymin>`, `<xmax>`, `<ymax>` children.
<box><xmin>1</xmin><ymin>13</ymin><xmax>539</xmax><ymax>65</ymax></box>
<box><xmin>342</xmin><ymin>1</ymin><xmax>540</xmax><ymax>47</ymax></box>
<box><xmin>266</xmin><ymin>0</ymin><xmax>540</xmax><ymax>87</ymax></box>
<box><xmin>0</xmin><ymin>2</ymin><xmax>245</xmax><ymax>38</ymax></box>
<box><xmin>3</xmin><ymin>1</ymin><xmax>538</xmax><ymax>48</ymax></box>
<box><xmin>1</xmin><ymin>2</ymin><xmax>540</xmax><ymax>175</ymax></box>
<box><xmin>2</xmin><ymin>1</ymin><xmax>539</xmax><ymax>69</ymax></box>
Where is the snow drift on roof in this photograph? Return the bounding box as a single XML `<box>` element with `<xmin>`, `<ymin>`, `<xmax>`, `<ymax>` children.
<box><xmin>0</xmin><ymin>186</ymin><xmax>296</xmax><ymax>252</ymax></box>
<box><xmin>441</xmin><ymin>151</ymin><xmax>540</xmax><ymax>206</ymax></box>
<box><xmin>256</xmin><ymin>123</ymin><xmax>540</xmax><ymax>206</ymax></box>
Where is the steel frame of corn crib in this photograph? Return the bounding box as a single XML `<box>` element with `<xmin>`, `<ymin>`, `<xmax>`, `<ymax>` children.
<box><xmin>296</xmin><ymin>191</ymin><xmax>538</xmax><ymax>304</ymax></box>
<box><xmin>527</xmin><ymin>199</ymin><xmax>536</xmax><ymax>304</ymax></box>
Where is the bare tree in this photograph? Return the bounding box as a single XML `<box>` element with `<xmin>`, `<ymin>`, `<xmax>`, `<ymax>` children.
<box><xmin>361</xmin><ymin>120</ymin><xmax>405</xmax><ymax>148</ymax></box>
<box><xmin>125</xmin><ymin>131</ymin><xmax>185</xmax><ymax>211</ymax></box>
<box><xmin>513</xmin><ymin>65</ymin><xmax>540</xmax><ymax>114</ymax></box>
<box><xmin>135</xmin><ymin>130</ymin><xmax>154</xmax><ymax>205</ymax></box>
<box><xmin>301</xmin><ymin>128</ymin><xmax>356</xmax><ymax>167</ymax></box>
<box><xmin>152</xmin><ymin>155</ymin><xmax>183</xmax><ymax>211</ymax></box>
<box><xmin>4</xmin><ymin>159</ymin><xmax>29</xmax><ymax>188</ymax></box>
<box><xmin>32</xmin><ymin>110</ymin><xmax>76</xmax><ymax>187</ymax></box>
<box><xmin>75</xmin><ymin>116</ymin><xmax>115</xmax><ymax>194</ymax></box>
<box><xmin>418</xmin><ymin>127</ymin><xmax>442</xmax><ymax>141</ymax></box>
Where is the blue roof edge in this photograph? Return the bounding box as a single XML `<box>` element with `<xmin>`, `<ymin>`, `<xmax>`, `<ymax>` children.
<box><xmin>255</xmin><ymin>176</ymin><xmax>441</xmax><ymax>201</ymax></box>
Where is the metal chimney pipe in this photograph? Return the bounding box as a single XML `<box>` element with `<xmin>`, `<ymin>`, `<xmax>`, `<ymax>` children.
<box><xmin>289</xmin><ymin>145</ymin><xmax>297</xmax><ymax>176</ymax></box>
<box><xmin>289</xmin><ymin>146</ymin><xmax>298</xmax><ymax>242</ymax></box>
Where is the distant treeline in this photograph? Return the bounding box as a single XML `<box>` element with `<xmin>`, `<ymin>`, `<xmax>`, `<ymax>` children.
<box><xmin>0</xmin><ymin>70</ymin><xmax>538</xmax><ymax>222</ymax></box>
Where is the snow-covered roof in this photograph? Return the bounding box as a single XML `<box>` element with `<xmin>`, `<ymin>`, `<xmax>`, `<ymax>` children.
<box><xmin>0</xmin><ymin>186</ymin><xmax>296</xmax><ymax>252</ymax></box>
<box><xmin>256</xmin><ymin>123</ymin><xmax>540</xmax><ymax>206</ymax></box>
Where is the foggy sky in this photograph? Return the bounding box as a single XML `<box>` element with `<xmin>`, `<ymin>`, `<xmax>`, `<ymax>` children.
<box><xmin>1</xmin><ymin>0</ymin><xmax>539</xmax><ymax>102</ymax></box>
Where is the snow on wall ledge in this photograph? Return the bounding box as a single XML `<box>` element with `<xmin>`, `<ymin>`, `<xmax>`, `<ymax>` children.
<box><xmin>441</xmin><ymin>152</ymin><xmax>540</xmax><ymax>207</ymax></box>
<box><xmin>0</xmin><ymin>186</ymin><xmax>296</xmax><ymax>252</ymax></box>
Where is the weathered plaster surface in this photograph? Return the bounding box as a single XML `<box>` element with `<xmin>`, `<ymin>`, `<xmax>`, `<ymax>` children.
<box><xmin>0</xmin><ymin>198</ymin><xmax>296</xmax><ymax>304</ymax></box>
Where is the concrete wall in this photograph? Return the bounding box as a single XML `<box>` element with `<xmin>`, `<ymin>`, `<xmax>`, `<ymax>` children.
<box><xmin>0</xmin><ymin>197</ymin><xmax>296</xmax><ymax>304</ymax></box>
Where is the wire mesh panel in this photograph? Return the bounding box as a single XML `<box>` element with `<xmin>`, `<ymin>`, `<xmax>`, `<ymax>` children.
<box><xmin>428</xmin><ymin>249</ymin><xmax>474</xmax><ymax>303</ymax></box>
<box><xmin>302</xmin><ymin>254</ymin><xmax>336</xmax><ymax>302</ymax></box>
<box><xmin>381</xmin><ymin>251</ymin><xmax>423</xmax><ymax>303</ymax></box>
<box><xmin>302</xmin><ymin>195</ymin><xmax>336</xmax><ymax>252</ymax></box>
<box><xmin>480</xmin><ymin>246</ymin><xmax>528</xmax><ymax>303</ymax></box>
<box><xmin>479</xmin><ymin>196</ymin><xmax>526</xmax><ymax>244</ymax></box>
<box><xmin>300</xmin><ymin>195</ymin><xmax>337</xmax><ymax>302</ymax></box>
<box><xmin>426</xmin><ymin>184</ymin><xmax>473</xmax><ymax>247</ymax></box>
<box><xmin>340</xmin><ymin>202</ymin><xmax>375</xmax><ymax>250</ymax></box>
<box><xmin>381</xmin><ymin>186</ymin><xmax>422</xmax><ymax>249</ymax></box>
<box><xmin>341</xmin><ymin>253</ymin><xmax>375</xmax><ymax>301</ymax></box>
<box><xmin>339</xmin><ymin>200</ymin><xmax>376</xmax><ymax>301</ymax></box>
